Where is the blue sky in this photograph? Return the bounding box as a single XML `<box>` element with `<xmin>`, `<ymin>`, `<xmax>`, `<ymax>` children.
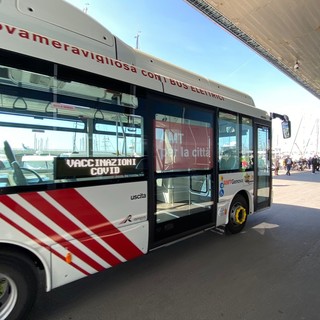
<box><xmin>65</xmin><ymin>0</ymin><xmax>320</xmax><ymax>155</ymax></box>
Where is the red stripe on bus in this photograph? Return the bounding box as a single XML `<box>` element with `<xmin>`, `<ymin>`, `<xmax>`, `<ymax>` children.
<box><xmin>0</xmin><ymin>212</ymin><xmax>90</xmax><ymax>275</ymax></box>
<box><xmin>1</xmin><ymin>195</ymin><xmax>105</xmax><ymax>272</ymax></box>
<box><xmin>48</xmin><ymin>188</ymin><xmax>144</xmax><ymax>261</ymax></box>
<box><xmin>20</xmin><ymin>192</ymin><xmax>122</xmax><ymax>267</ymax></box>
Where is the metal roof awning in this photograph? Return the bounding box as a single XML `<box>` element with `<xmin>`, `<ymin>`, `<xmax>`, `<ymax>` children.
<box><xmin>185</xmin><ymin>0</ymin><xmax>320</xmax><ymax>100</ymax></box>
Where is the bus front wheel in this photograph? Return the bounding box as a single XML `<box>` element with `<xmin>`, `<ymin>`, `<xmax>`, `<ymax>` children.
<box><xmin>226</xmin><ymin>194</ymin><xmax>248</xmax><ymax>234</ymax></box>
<box><xmin>0</xmin><ymin>254</ymin><xmax>38</xmax><ymax>320</ymax></box>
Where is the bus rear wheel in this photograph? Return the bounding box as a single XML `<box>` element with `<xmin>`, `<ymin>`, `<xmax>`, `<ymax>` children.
<box><xmin>0</xmin><ymin>254</ymin><xmax>38</xmax><ymax>320</ymax></box>
<box><xmin>226</xmin><ymin>194</ymin><xmax>248</xmax><ymax>234</ymax></box>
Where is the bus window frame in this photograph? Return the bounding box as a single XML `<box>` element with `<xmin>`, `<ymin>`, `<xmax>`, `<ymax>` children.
<box><xmin>0</xmin><ymin>61</ymin><xmax>146</xmax><ymax>190</ymax></box>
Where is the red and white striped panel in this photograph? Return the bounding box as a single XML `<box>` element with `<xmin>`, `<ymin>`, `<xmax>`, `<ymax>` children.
<box><xmin>0</xmin><ymin>181</ymin><xmax>148</xmax><ymax>289</ymax></box>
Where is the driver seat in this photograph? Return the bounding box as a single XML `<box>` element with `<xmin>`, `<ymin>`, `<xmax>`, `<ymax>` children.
<box><xmin>4</xmin><ymin>140</ymin><xmax>27</xmax><ymax>185</ymax></box>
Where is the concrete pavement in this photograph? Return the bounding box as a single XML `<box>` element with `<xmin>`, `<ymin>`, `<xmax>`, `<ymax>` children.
<box><xmin>28</xmin><ymin>170</ymin><xmax>320</xmax><ymax>320</ymax></box>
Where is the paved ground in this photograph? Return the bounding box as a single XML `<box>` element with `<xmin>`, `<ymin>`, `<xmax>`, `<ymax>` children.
<box><xmin>28</xmin><ymin>169</ymin><xmax>320</xmax><ymax>320</ymax></box>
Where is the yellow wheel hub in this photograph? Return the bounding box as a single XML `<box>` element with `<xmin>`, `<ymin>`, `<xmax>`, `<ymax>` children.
<box><xmin>234</xmin><ymin>207</ymin><xmax>247</xmax><ymax>224</ymax></box>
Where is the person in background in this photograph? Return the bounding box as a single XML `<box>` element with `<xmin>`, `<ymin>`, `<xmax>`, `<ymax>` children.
<box><xmin>274</xmin><ymin>157</ymin><xmax>280</xmax><ymax>175</ymax></box>
<box><xmin>308</xmin><ymin>157</ymin><xmax>312</xmax><ymax>169</ymax></box>
<box><xmin>284</xmin><ymin>155</ymin><xmax>292</xmax><ymax>176</ymax></box>
<box><xmin>311</xmin><ymin>155</ymin><xmax>318</xmax><ymax>174</ymax></box>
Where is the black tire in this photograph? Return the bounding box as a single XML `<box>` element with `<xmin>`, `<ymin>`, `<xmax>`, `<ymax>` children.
<box><xmin>0</xmin><ymin>254</ymin><xmax>38</xmax><ymax>320</ymax></box>
<box><xmin>226</xmin><ymin>194</ymin><xmax>248</xmax><ymax>234</ymax></box>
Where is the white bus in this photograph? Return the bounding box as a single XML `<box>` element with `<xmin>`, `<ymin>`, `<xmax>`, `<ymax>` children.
<box><xmin>0</xmin><ymin>1</ymin><xmax>291</xmax><ymax>319</ymax></box>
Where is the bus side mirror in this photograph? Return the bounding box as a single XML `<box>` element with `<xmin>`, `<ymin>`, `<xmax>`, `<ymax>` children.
<box><xmin>281</xmin><ymin>120</ymin><xmax>291</xmax><ymax>139</ymax></box>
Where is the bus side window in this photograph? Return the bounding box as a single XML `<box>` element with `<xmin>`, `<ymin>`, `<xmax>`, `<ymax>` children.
<box><xmin>218</xmin><ymin>112</ymin><xmax>240</xmax><ymax>171</ymax></box>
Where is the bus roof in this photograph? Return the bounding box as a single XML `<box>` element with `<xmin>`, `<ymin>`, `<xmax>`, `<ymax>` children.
<box><xmin>0</xmin><ymin>0</ymin><xmax>270</xmax><ymax>120</ymax></box>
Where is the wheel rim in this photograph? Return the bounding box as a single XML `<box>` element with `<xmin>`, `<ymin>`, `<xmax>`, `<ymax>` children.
<box><xmin>230</xmin><ymin>204</ymin><xmax>247</xmax><ymax>225</ymax></box>
<box><xmin>0</xmin><ymin>273</ymin><xmax>18</xmax><ymax>319</ymax></box>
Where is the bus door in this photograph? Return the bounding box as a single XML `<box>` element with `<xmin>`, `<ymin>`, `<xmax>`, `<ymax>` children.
<box><xmin>254</xmin><ymin>122</ymin><xmax>272</xmax><ymax>211</ymax></box>
<box><xmin>151</xmin><ymin>99</ymin><xmax>215</xmax><ymax>242</ymax></box>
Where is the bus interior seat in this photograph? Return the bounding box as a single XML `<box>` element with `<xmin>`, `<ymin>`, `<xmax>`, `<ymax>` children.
<box><xmin>3</xmin><ymin>140</ymin><xmax>48</xmax><ymax>185</ymax></box>
<box><xmin>219</xmin><ymin>158</ymin><xmax>227</xmax><ymax>170</ymax></box>
<box><xmin>226</xmin><ymin>156</ymin><xmax>237</xmax><ymax>169</ymax></box>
